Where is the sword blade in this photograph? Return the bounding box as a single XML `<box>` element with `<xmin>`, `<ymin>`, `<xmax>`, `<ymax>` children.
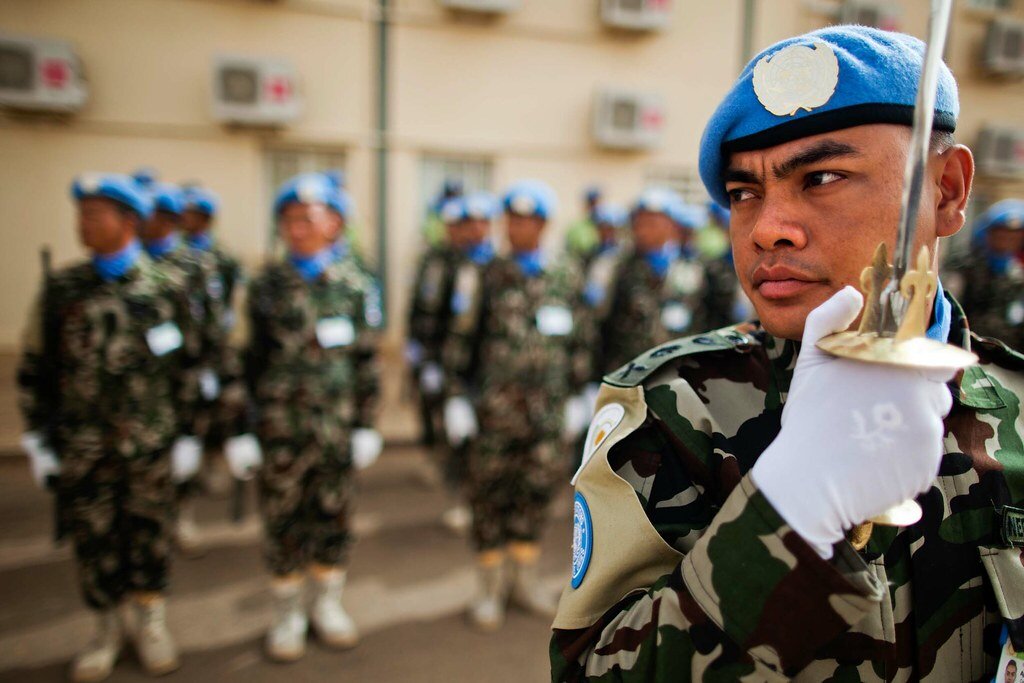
<box><xmin>878</xmin><ymin>0</ymin><xmax>954</xmax><ymax>335</ymax></box>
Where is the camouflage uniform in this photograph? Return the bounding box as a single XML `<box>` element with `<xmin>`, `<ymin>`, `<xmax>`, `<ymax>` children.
<box><xmin>551</xmin><ymin>297</ymin><xmax>1024</xmax><ymax>681</ymax></box>
<box><xmin>244</xmin><ymin>257</ymin><xmax>380</xmax><ymax>576</ymax></box>
<box><xmin>944</xmin><ymin>251</ymin><xmax>1024</xmax><ymax>352</ymax></box>
<box><xmin>598</xmin><ymin>250</ymin><xmax>728</xmax><ymax>376</ymax></box>
<box><xmin>17</xmin><ymin>255</ymin><xmax>197</xmax><ymax>609</ymax></box>
<box><xmin>444</xmin><ymin>256</ymin><xmax>593</xmax><ymax>550</ymax></box>
<box><xmin>407</xmin><ymin>243</ymin><xmax>460</xmax><ymax>447</ymax></box>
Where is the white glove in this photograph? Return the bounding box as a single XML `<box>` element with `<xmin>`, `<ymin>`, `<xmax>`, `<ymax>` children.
<box><xmin>419</xmin><ymin>362</ymin><xmax>445</xmax><ymax>396</ymax></box>
<box><xmin>170</xmin><ymin>436</ymin><xmax>203</xmax><ymax>483</ymax></box>
<box><xmin>444</xmin><ymin>396</ymin><xmax>478</xmax><ymax>445</ymax></box>
<box><xmin>224</xmin><ymin>433</ymin><xmax>263</xmax><ymax>481</ymax></box>
<box><xmin>351</xmin><ymin>428</ymin><xmax>384</xmax><ymax>470</ymax></box>
<box><xmin>563</xmin><ymin>394</ymin><xmax>591</xmax><ymax>440</ymax></box>
<box><xmin>751</xmin><ymin>287</ymin><xmax>956</xmax><ymax>560</ymax></box>
<box><xmin>20</xmin><ymin>431</ymin><xmax>59</xmax><ymax>488</ymax></box>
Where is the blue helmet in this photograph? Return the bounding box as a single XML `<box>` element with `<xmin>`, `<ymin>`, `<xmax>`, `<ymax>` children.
<box><xmin>72</xmin><ymin>173</ymin><xmax>153</xmax><ymax>219</ymax></box>
<box><xmin>149</xmin><ymin>183</ymin><xmax>184</xmax><ymax>216</ymax></box>
<box><xmin>273</xmin><ymin>172</ymin><xmax>352</xmax><ymax>218</ymax></box>
<box><xmin>503</xmin><ymin>180</ymin><xmax>558</xmax><ymax>220</ymax></box>
<box><xmin>182</xmin><ymin>186</ymin><xmax>219</xmax><ymax>216</ymax></box>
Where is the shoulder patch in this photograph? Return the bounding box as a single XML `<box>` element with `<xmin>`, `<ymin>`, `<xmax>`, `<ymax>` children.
<box><xmin>603</xmin><ymin>326</ymin><xmax>760</xmax><ymax>388</ymax></box>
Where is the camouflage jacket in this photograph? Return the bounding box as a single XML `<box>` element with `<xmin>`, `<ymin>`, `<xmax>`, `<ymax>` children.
<box><xmin>243</xmin><ymin>258</ymin><xmax>380</xmax><ymax>440</ymax></box>
<box><xmin>599</xmin><ymin>251</ymin><xmax>729</xmax><ymax>376</ymax></box>
<box><xmin>551</xmin><ymin>297</ymin><xmax>1024</xmax><ymax>681</ymax></box>
<box><xmin>17</xmin><ymin>254</ymin><xmax>199</xmax><ymax>464</ymax></box>
<box><xmin>407</xmin><ymin>244</ymin><xmax>460</xmax><ymax>363</ymax></box>
<box><xmin>443</xmin><ymin>255</ymin><xmax>594</xmax><ymax>404</ymax></box>
<box><xmin>943</xmin><ymin>251</ymin><xmax>1024</xmax><ymax>352</ymax></box>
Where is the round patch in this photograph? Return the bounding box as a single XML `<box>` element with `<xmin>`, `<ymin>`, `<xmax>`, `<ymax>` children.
<box><xmin>661</xmin><ymin>302</ymin><xmax>693</xmax><ymax>332</ymax></box>
<box><xmin>752</xmin><ymin>40</ymin><xmax>839</xmax><ymax>117</ymax></box>
<box><xmin>572</xmin><ymin>402</ymin><xmax>626</xmax><ymax>485</ymax></box>
<box><xmin>571</xmin><ymin>492</ymin><xmax>593</xmax><ymax>589</ymax></box>
<box><xmin>510</xmin><ymin>193</ymin><xmax>537</xmax><ymax>217</ymax></box>
<box><xmin>297</xmin><ymin>178</ymin><xmax>323</xmax><ymax>204</ymax></box>
<box><xmin>78</xmin><ymin>173</ymin><xmax>103</xmax><ymax>193</ymax></box>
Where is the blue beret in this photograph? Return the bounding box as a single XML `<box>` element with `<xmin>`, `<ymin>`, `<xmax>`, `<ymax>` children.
<box><xmin>463</xmin><ymin>191</ymin><xmax>498</xmax><ymax>221</ymax></box>
<box><xmin>699</xmin><ymin>25</ymin><xmax>960</xmax><ymax>207</ymax></box>
<box><xmin>182</xmin><ymin>186</ymin><xmax>219</xmax><ymax>216</ymax></box>
<box><xmin>632</xmin><ymin>187</ymin><xmax>683</xmax><ymax>218</ymax></box>
<box><xmin>584</xmin><ymin>186</ymin><xmax>602</xmax><ymax>203</ymax></box>
<box><xmin>672</xmin><ymin>203</ymin><xmax>708</xmax><ymax>231</ymax></box>
<box><xmin>273</xmin><ymin>173</ymin><xmax>351</xmax><ymax>218</ymax></box>
<box><xmin>149</xmin><ymin>183</ymin><xmax>184</xmax><ymax>215</ymax></box>
<box><xmin>439</xmin><ymin>197</ymin><xmax>465</xmax><ymax>225</ymax></box>
<box><xmin>503</xmin><ymin>180</ymin><xmax>557</xmax><ymax>220</ymax></box>
<box><xmin>973</xmin><ymin>199</ymin><xmax>1024</xmax><ymax>243</ymax></box>
<box><xmin>131</xmin><ymin>167</ymin><xmax>159</xmax><ymax>190</ymax></box>
<box><xmin>323</xmin><ymin>169</ymin><xmax>346</xmax><ymax>189</ymax></box>
<box><xmin>593</xmin><ymin>202</ymin><xmax>628</xmax><ymax>228</ymax></box>
<box><xmin>72</xmin><ymin>173</ymin><xmax>153</xmax><ymax>219</ymax></box>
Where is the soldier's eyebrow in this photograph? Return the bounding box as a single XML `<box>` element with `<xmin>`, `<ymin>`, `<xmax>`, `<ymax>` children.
<box><xmin>771</xmin><ymin>140</ymin><xmax>861</xmax><ymax>180</ymax></box>
<box><xmin>722</xmin><ymin>168</ymin><xmax>762</xmax><ymax>186</ymax></box>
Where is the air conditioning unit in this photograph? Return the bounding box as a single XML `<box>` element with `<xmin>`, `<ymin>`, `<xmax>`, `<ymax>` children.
<box><xmin>437</xmin><ymin>0</ymin><xmax>520</xmax><ymax>13</ymax></box>
<box><xmin>592</xmin><ymin>89</ymin><xmax>665</xmax><ymax>151</ymax></box>
<box><xmin>983</xmin><ymin>19</ymin><xmax>1024</xmax><ymax>76</ymax></box>
<box><xmin>976</xmin><ymin>126</ymin><xmax>1024</xmax><ymax>178</ymax></box>
<box><xmin>0</xmin><ymin>34</ymin><xmax>88</xmax><ymax>113</ymax></box>
<box><xmin>601</xmin><ymin>0</ymin><xmax>673</xmax><ymax>32</ymax></box>
<box><xmin>839</xmin><ymin>1</ymin><xmax>900</xmax><ymax>31</ymax></box>
<box><xmin>211</xmin><ymin>55</ymin><xmax>301</xmax><ymax>126</ymax></box>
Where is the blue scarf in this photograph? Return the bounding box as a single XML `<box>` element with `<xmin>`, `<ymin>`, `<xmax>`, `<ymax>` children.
<box><xmin>93</xmin><ymin>240</ymin><xmax>142</xmax><ymax>282</ymax></box>
<box><xmin>642</xmin><ymin>242</ymin><xmax>680</xmax><ymax>278</ymax></box>
<box><xmin>465</xmin><ymin>241</ymin><xmax>495</xmax><ymax>266</ymax></box>
<box><xmin>185</xmin><ymin>232</ymin><xmax>214</xmax><ymax>252</ymax></box>
<box><xmin>926</xmin><ymin>279</ymin><xmax>952</xmax><ymax>343</ymax></box>
<box><xmin>513</xmin><ymin>249</ymin><xmax>545</xmax><ymax>278</ymax></box>
<box><xmin>987</xmin><ymin>253</ymin><xmax>1013</xmax><ymax>276</ymax></box>
<box><xmin>143</xmin><ymin>234</ymin><xmax>179</xmax><ymax>260</ymax></box>
<box><xmin>288</xmin><ymin>246</ymin><xmax>338</xmax><ymax>282</ymax></box>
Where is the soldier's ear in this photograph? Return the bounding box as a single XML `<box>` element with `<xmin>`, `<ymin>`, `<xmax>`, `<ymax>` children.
<box><xmin>934</xmin><ymin>144</ymin><xmax>973</xmax><ymax>239</ymax></box>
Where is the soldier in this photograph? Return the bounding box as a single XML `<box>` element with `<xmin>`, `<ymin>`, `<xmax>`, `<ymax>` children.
<box><xmin>442</xmin><ymin>180</ymin><xmax>592</xmax><ymax>631</ymax></box>
<box><xmin>565</xmin><ymin>186</ymin><xmax>602</xmax><ymax>260</ymax></box>
<box><xmin>596</xmin><ymin>188</ymin><xmax>717</xmax><ymax>375</ymax></box>
<box><xmin>421</xmin><ymin>178</ymin><xmax>464</xmax><ymax>248</ymax></box>
<box><xmin>18</xmin><ymin>174</ymin><xmax>198</xmax><ymax>681</ymax></box>
<box><xmin>407</xmin><ymin>197</ymin><xmax>464</xmax><ymax>449</ymax></box>
<box><xmin>136</xmin><ymin>179</ymin><xmax>229</xmax><ymax>556</ymax></box>
<box><xmin>551</xmin><ymin>26</ymin><xmax>1024</xmax><ymax>680</ymax></box>
<box><xmin>944</xmin><ymin>199</ymin><xmax>1024</xmax><ymax>350</ymax></box>
<box><xmin>234</xmin><ymin>172</ymin><xmax>382</xmax><ymax>662</ymax></box>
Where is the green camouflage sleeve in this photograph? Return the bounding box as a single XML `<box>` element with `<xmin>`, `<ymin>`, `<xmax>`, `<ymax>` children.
<box><xmin>569</xmin><ymin>266</ymin><xmax>597</xmax><ymax>391</ymax></box>
<box><xmin>167</xmin><ymin>274</ymin><xmax>203</xmax><ymax>437</ymax></box>
<box><xmin>16</xmin><ymin>288</ymin><xmax>54</xmax><ymax>439</ymax></box>
<box><xmin>441</xmin><ymin>264</ymin><xmax>489</xmax><ymax>398</ymax></box>
<box><xmin>353</xmin><ymin>273</ymin><xmax>382</xmax><ymax>429</ymax></box>
<box><xmin>552</xmin><ymin>431</ymin><xmax>884</xmax><ymax>681</ymax></box>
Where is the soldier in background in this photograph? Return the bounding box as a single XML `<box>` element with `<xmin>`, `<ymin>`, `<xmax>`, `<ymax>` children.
<box><xmin>18</xmin><ymin>174</ymin><xmax>198</xmax><ymax>681</ymax></box>
<box><xmin>442</xmin><ymin>180</ymin><xmax>592</xmax><ymax>631</ymax></box>
<box><xmin>565</xmin><ymin>186</ymin><xmax>602</xmax><ymax>261</ymax></box>
<box><xmin>421</xmin><ymin>178</ymin><xmax>464</xmax><ymax>248</ymax></box>
<box><xmin>235</xmin><ymin>173</ymin><xmax>382</xmax><ymax>662</ymax></box>
<box><xmin>943</xmin><ymin>199</ymin><xmax>1024</xmax><ymax>350</ymax></box>
<box><xmin>407</xmin><ymin>197</ymin><xmax>463</xmax><ymax>449</ymax></box>
<box><xmin>597</xmin><ymin>188</ymin><xmax>717</xmax><ymax>374</ymax></box>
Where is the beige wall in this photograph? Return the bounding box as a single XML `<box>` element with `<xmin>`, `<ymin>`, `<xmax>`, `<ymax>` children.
<box><xmin>2</xmin><ymin>0</ymin><xmax>1022</xmax><ymax>353</ymax></box>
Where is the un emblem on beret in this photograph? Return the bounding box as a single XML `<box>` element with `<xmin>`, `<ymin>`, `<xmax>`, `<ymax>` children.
<box><xmin>78</xmin><ymin>173</ymin><xmax>103</xmax><ymax>193</ymax></box>
<box><xmin>752</xmin><ymin>40</ymin><xmax>839</xmax><ymax>117</ymax></box>
<box><xmin>297</xmin><ymin>178</ymin><xmax>323</xmax><ymax>204</ymax></box>
<box><xmin>511</xmin><ymin>194</ymin><xmax>536</xmax><ymax>216</ymax></box>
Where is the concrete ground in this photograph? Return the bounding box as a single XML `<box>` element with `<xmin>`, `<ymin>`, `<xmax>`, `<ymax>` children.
<box><xmin>0</xmin><ymin>444</ymin><xmax>573</xmax><ymax>682</ymax></box>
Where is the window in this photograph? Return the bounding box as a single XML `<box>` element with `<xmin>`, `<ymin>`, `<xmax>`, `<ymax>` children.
<box><xmin>419</xmin><ymin>155</ymin><xmax>493</xmax><ymax>219</ymax></box>
<box><xmin>964</xmin><ymin>0</ymin><xmax>1014</xmax><ymax>11</ymax></box>
<box><xmin>644</xmin><ymin>166</ymin><xmax>708</xmax><ymax>205</ymax></box>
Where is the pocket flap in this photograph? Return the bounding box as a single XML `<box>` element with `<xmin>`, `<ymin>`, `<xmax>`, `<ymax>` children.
<box><xmin>979</xmin><ymin>546</ymin><xmax>1024</xmax><ymax>651</ymax></box>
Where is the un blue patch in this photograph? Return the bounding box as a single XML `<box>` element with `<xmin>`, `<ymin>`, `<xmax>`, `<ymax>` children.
<box><xmin>571</xmin><ymin>492</ymin><xmax>593</xmax><ymax>589</ymax></box>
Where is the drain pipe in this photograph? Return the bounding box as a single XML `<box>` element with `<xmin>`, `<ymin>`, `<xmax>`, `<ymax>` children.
<box><xmin>375</xmin><ymin>0</ymin><xmax>391</xmax><ymax>324</ymax></box>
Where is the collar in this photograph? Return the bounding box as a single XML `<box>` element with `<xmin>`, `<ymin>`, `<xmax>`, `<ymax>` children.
<box><xmin>512</xmin><ymin>249</ymin><xmax>545</xmax><ymax>278</ymax></box>
<box><xmin>143</xmin><ymin>234</ymin><xmax>179</xmax><ymax>260</ymax></box>
<box><xmin>465</xmin><ymin>241</ymin><xmax>495</xmax><ymax>266</ymax></box>
<box><xmin>185</xmin><ymin>232</ymin><xmax>214</xmax><ymax>252</ymax></box>
<box><xmin>92</xmin><ymin>240</ymin><xmax>142</xmax><ymax>282</ymax></box>
<box><xmin>288</xmin><ymin>245</ymin><xmax>338</xmax><ymax>282</ymax></box>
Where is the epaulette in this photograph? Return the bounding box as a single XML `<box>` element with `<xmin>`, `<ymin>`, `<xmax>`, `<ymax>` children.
<box><xmin>603</xmin><ymin>325</ymin><xmax>761</xmax><ymax>388</ymax></box>
<box><xmin>972</xmin><ymin>332</ymin><xmax>1024</xmax><ymax>372</ymax></box>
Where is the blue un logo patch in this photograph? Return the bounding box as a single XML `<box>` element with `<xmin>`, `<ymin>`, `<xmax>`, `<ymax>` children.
<box><xmin>571</xmin><ymin>492</ymin><xmax>593</xmax><ymax>589</ymax></box>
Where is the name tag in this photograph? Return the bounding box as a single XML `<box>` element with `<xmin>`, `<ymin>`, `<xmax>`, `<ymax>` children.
<box><xmin>146</xmin><ymin>321</ymin><xmax>183</xmax><ymax>357</ymax></box>
<box><xmin>316</xmin><ymin>316</ymin><xmax>355</xmax><ymax>349</ymax></box>
<box><xmin>661</xmin><ymin>303</ymin><xmax>693</xmax><ymax>332</ymax></box>
<box><xmin>536</xmin><ymin>305</ymin><xmax>573</xmax><ymax>336</ymax></box>
<box><xmin>999</xmin><ymin>505</ymin><xmax>1024</xmax><ymax>548</ymax></box>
